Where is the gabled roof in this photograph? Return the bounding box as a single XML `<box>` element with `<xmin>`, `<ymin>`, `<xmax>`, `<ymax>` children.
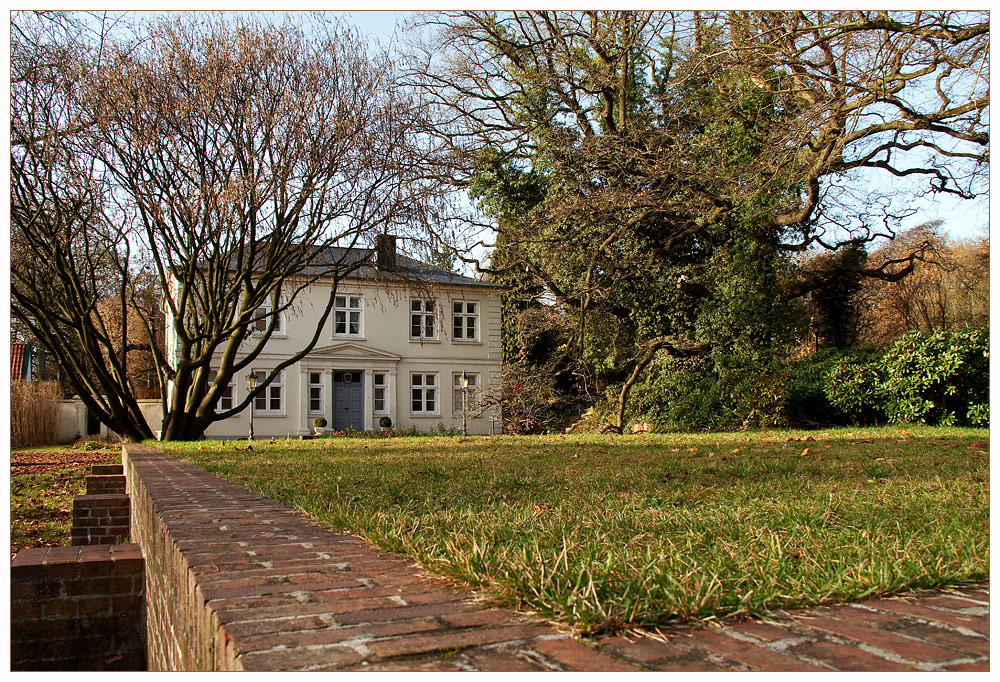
<box><xmin>307</xmin><ymin>342</ymin><xmax>402</xmax><ymax>362</ymax></box>
<box><xmin>300</xmin><ymin>246</ymin><xmax>498</xmax><ymax>288</ymax></box>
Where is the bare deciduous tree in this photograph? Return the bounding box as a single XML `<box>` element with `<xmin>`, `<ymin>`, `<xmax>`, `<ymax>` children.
<box><xmin>11</xmin><ymin>13</ymin><xmax>433</xmax><ymax>440</ymax></box>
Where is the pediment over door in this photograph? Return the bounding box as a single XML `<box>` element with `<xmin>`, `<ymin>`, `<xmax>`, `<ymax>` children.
<box><xmin>306</xmin><ymin>342</ymin><xmax>401</xmax><ymax>363</ymax></box>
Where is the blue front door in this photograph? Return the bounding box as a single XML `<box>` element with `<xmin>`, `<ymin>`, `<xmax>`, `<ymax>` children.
<box><xmin>332</xmin><ymin>371</ymin><xmax>364</xmax><ymax>431</ymax></box>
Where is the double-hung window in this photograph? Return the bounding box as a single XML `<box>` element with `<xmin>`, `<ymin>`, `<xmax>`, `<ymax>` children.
<box><xmin>250</xmin><ymin>304</ymin><xmax>283</xmax><ymax>335</ymax></box>
<box><xmin>253</xmin><ymin>370</ymin><xmax>283</xmax><ymax>413</ymax></box>
<box><xmin>373</xmin><ymin>373</ymin><xmax>388</xmax><ymax>414</ymax></box>
<box><xmin>453</xmin><ymin>372</ymin><xmax>479</xmax><ymax>414</ymax></box>
<box><xmin>209</xmin><ymin>371</ymin><xmax>235</xmax><ymax>411</ymax></box>
<box><xmin>452</xmin><ymin>301</ymin><xmax>479</xmax><ymax>341</ymax></box>
<box><xmin>334</xmin><ymin>295</ymin><xmax>363</xmax><ymax>336</ymax></box>
<box><xmin>410</xmin><ymin>373</ymin><xmax>438</xmax><ymax>414</ymax></box>
<box><xmin>410</xmin><ymin>299</ymin><xmax>437</xmax><ymax>340</ymax></box>
<box><xmin>307</xmin><ymin>371</ymin><xmax>324</xmax><ymax>414</ymax></box>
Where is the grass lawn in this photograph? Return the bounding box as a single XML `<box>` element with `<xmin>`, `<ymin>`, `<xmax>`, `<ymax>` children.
<box><xmin>10</xmin><ymin>446</ymin><xmax>120</xmax><ymax>558</ymax></box>
<box><xmin>160</xmin><ymin>426</ymin><xmax>988</xmax><ymax>633</ymax></box>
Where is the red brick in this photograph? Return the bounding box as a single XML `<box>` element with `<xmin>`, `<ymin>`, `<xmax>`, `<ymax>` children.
<box><xmin>886</xmin><ymin>621</ymin><xmax>990</xmax><ymax>658</ymax></box>
<box><xmin>527</xmin><ymin>638</ymin><xmax>638</xmax><ymax>672</ymax></box>
<box><xmin>333</xmin><ymin>600</ymin><xmax>470</xmax><ymax>624</ymax></box>
<box><xmin>42</xmin><ymin>598</ymin><xmax>78</xmax><ymax>618</ymax></box>
<box><xmin>12</xmin><ymin>599</ymin><xmax>44</xmax><ymax>619</ymax></box>
<box><xmin>439</xmin><ymin>608</ymin><xmax>520</xmax><ymax>628</ymax></box>
<box><xmin>943</xmin><ymin>661</ymin><xmax>990</xmax><ymax>671</ymax></box>
<box><xmin>795</xmin><ymin>614</ymin><xmax>959</xmax><ymax>662</ymax></box>
<box><xmin>77</xmin><ymin>596</ymin><xmax>112</xmax><ymax>615</ymax></box>
<box><xmin>14</xmin><ymin>580</ymin><xmax>63</xmax><ymax>600</ymax></box>
<box><xmin>224</xmin><ymin>614</ymin><xmax>329</xmax><ymax>638</ymax></box>
<box><xmin>644</xmin><ymin>650</ymin><xmax>738</xmax><ymax>671</ymax></box>
<box><xmin>339</xmin><ymin>657</ymin><xmax>466</xmax><ymax>672</ymax></box>
<box><xmin>873</xmin><ymin>601</ymin><xmax>989</xmax><ymax>635</ymax></box>
<box><xmin>367</xmin><ymin>624</ymin><xmax>554</xmax><ymax>659</ymax></box>
<box><xmin>787</xmin><ymin>639</ymin><xmax>914</xmax><ymax>671</ymax></box>
<box><xmin>598</xmin><ymin>634</ymin><xmax>692</xmax><ymax>663</ymax></box>
<box><xmin>239</xmin><ymin>645</ymin><xmax>363</xmax><ymax>671</ymax></box>
<box><xmin>730</xmin><ymin>619</ymin><xmax>797</xmax><ymax>642</ymax></box>
<box><xmin>690</xmin><ymin>629</ymin><xmax>827</xmax><ymax>671</ymax></box>
<box><xmin>41</xmin><ymin>560</ymin><xmax>80</xmax><ymax>580</ymax></box>
<box><xmin>237</xmin><ymin>619</ymin><xmax>440</xmax><ymax>653</ymax></box>
<box><xmin>462</xmin><ymin>647</ymin><xmax>550</xmax><ymax>671</ymax></box>
<box><xmin>44</xmin><ymin>546</ymin><xmax>81</xmax><ymax>563</ymax></box>
<box><xmin>919</xmin><ymin>595</ymin><xmax>986</xmax><ymax>610</ymax></box>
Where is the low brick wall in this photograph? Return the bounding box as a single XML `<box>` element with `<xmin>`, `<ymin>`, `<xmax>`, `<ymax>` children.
<box><xmin>71</xmin><ymin>493</ymin><xmax>131</xmax><ymax>546</ymax></box>
<box><xmin>10</xmin><ymin>544</ymin><xmax>146</xmax><ymax>671</ymax></box>
<box><xmin>122</xmin><ymin>444</ymin><xmax>578</xmax><ymax>671</ymax></box>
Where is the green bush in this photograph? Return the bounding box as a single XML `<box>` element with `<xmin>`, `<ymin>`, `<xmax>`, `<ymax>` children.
<box><xmin>609</xmin><ymin>355</ymin><xmax>731</xmax><ymax>432</ymax></box>
<box><xmin>825</xmin><ymin>328</ymin><xmax>988</xmax><ymax>427</ymax></box>
<box><xmin>823</xmin><ymin>355</ymin><xmax>885</xmax><ymax>425</ymax></box>
<box><xmin>722</xmin><ymin>367</ymin><xmax>788</xmax><ymax>428</ymax></box>
<box><xmin>785</xmin><ymin>349</ymin><xmax>870</xmax><ymax>427</ymax></box>
<box><xmin>880</xmin><ymin>328</ymin><xmax>988</xmax><ymax>426</ymax></box>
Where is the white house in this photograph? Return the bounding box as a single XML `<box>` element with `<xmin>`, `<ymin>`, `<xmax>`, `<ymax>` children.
<box><xmin>167</xmin><ymin>239</ymin><xmax>503</xmax><ymax>439</ymax></box>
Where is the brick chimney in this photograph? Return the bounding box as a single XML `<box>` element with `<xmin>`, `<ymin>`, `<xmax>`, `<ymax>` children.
<box><xmin>374</xmin><ymin>234</ymin><xmax>397</xmax><ymax>270</ymax></box>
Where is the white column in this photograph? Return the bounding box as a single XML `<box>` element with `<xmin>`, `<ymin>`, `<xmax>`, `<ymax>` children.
<box><xmin>389</xmin><ymin>369</ymin><xmax>398</xmax><ymax>430</ymax></box>
<box><xmin>298</xmin><ymin>365</ymin><xmax>310</xmax><ymax>436</ymax></box>
<box><xmin>363</xmin><ymin>369</ymin><xmax>373</xmax><ymax>431</ymax></box>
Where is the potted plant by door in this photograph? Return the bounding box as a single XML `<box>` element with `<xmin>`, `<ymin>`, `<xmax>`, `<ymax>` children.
<box><xmin>378</xmin><ymin>416</ymin><xmax>392</xmax><ymax>433</ymax></box>
<box><xmin>313</xmin><ymin>416</ymin><xmax>328</xmax><ymax>436</ymax></box>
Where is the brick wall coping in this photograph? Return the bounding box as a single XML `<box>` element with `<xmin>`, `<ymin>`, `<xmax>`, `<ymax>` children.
<box><xmin>122</xmin><ymin>444</ymin><xmax>989</xmax><ymax>672</ymax></box>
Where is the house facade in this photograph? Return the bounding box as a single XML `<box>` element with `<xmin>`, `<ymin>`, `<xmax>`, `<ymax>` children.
<box><xmin>167</xmin><ymin>244</ymin><xmax>503</xmax><ymax>439</ymax></box>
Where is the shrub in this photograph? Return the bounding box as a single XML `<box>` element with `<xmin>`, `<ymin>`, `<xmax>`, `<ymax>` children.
<box><xmin>784</xmin><ymin>348</ymin><xmax>867</xmax><ymax>427</ymax></box>
<box><xmin>313</xmin><ymin>416</ymin><xmax>327</xmax><ymax>429</ymax></box>
<box><xmin>722</xmin><ymin>367</ymin><xmax>788</xmax><ymax>428</ymax></box>
<box><xmin>10</xmin><ymin>381</ymin><xmax>61</xmax><ymax>447</ymax></box>
<box><xmin>879</xmin><ymin>328</ymin><xmax>988</xmax><ymax>426</ymax></box>
<box><xmin>825</xmin><ymin>328</ymin><xmax>988</xmax><ymax>427</ymax></box>
<box><xmin>616</xmin><ymin>355</ymin><xmax>736</xmax><ymax>432</ymax></box>
<box><xmin>379</xmin><ymin>416</ymin><xmax>392</xmax><ymax>428</ymax></box>
<box><xmin>822</xmin><ymin>351</ymin><xmax>886</xmax><ymax>425</ymax></box>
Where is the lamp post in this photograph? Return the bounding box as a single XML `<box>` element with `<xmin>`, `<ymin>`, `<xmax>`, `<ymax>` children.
<box><xmin>246</xmin><ymin>371</ymin><xmax>258</xmax><ymax>441</ymax></box>
<box><xmin>460</xmin><ymin>370</ymin><xmax>469</xmax><ymax>435</ymax></box>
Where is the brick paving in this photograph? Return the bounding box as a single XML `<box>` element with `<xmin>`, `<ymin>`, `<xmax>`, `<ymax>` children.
<box><xmin>124</xmin><ymin>445</ymin><xmax>989</xmax><ymax>671</ymax></box>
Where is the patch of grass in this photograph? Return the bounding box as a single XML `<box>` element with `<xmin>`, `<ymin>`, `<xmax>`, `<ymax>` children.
<box><xmin>161</xmin><ymin>426</ymin><xmax>989</xmax><ymax>632</ymax></box>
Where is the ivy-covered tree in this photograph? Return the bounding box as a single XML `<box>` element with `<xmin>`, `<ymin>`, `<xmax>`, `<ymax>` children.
<box><xmin>406</xmin><ymin>10</ymin><xmax>989</xmax><ymax>430</ymax></box>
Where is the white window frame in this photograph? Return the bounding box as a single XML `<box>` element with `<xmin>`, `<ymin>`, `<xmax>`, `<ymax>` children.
<box><xmin>209</xmin><ymin>371</ymin><xmax>236</xmax><ymax>412</ymax></box>
<box><xmin>453</xmin><ymin>372</ymin><xmax>480</xmax><ymax>415</ymax></box>
<box><xmin>250</xmin><ymin>304</ymin><xmax>285</xmax><ymax>337</ymax></box>
<box><xmin>452</xmin><ymin>301</ymin><xmax>480</xmax><ymax>341</ymax></box>
<box><xmin>334</xmin><ymin>294</ymin><xmax>364</xmax><ymax>337</ymax></box>
<box><xmin>410</xmin><ymin>372</ymin><xmax>439</xmax><ymax>415</ymax></box>
<box><xmin>307</xmin><ymin>370</ymin><xmax>324</xmax><ymax>415</ymax></box>
<box><xmin>252</xmin><ymin>370</ymin><xmax>284</xmax><ymax>415</ymax></box>
<box><xmin>410</xmin><ymin>299</ymin><xmax>437</xmax><ymax>340</ymax></box>
<box><xmin>373</xmin><ymin>372</ymin><xmax>388</xmax><ymax>414</ymax></box>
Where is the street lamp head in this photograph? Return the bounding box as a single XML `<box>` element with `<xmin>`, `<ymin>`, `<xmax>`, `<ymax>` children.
<box><xmin>460</xmin><ymin>370</ymin><xmax>469</xmax><ymax>389</ymax></box>
<box><xmin>246</xmin><ymin>371</ymin><xmax>258</xmax><ymax>391</ymax></box>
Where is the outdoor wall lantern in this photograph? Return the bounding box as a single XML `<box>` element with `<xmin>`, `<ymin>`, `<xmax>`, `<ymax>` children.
<box><xmin>460</xmin><ymin>370</ymin><xmax>469</xmax><ymax>435</ymax></box>
<box><xmin>246</xmin><ymin>371</ymin><xmax>258</xmax><ymax>441</ymax></box>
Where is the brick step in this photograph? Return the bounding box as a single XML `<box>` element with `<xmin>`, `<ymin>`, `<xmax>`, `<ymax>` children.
<box><xmin>91</xmin><ymin>464</ymin><xmax>124</xmax><ymax>476</ymax></box>
<box><xmin>71</xmin><ymin>494</ymin><xmax>131</xmax><ymax>546</ymax></box>
<box><xmin>85</xmin><ymin>474</ymin><xmax>127</xmax><ymax>496</ymax></box>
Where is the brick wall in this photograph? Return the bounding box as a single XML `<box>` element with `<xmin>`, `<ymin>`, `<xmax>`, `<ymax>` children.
<box><xmin>11</xmin><ymin>544</ymin><xmax>146</xmax><ymax>671</ymax></box>
<box><xmin>71</xmin><ymin>493</ymin><xmax>131</xmax><ymax>545</ymax></box>
<box><xmin>121</xmin><ymin>443</ymin><xmax>570</xmax><ymax>671</ymax></box>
